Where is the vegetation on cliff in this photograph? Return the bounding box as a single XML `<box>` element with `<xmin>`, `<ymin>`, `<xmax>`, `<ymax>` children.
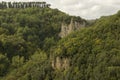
<box><xmin>0</xmin><ymin>3</ymin><xmax>119</xmax><ymax>80</ymax></box>
<box><xmin>52</xmin><ymin>11</ymin><xmax>120</xmax><ymax>80</ymax></box>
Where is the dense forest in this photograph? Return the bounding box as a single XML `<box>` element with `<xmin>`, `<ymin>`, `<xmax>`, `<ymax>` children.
<box><xmin>0</xmin><ymin>1</ymin><xmax>120</xmax><ymax>80</ymax></box>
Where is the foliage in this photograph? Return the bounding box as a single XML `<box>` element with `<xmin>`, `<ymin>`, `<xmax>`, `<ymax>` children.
<box><xmin>0</xmin><ymin>54</ymin><xmax>9</xmax><ymax>76</ymax></box>
<box><xmin>0</xmin><ymin>6</ymin><xmax>119</xmax><ymax>80</ymax></box>
<box><xmin>52</xmin><ymin>11</ymin><xmax>120</xmax><ymax>80</ymax></box>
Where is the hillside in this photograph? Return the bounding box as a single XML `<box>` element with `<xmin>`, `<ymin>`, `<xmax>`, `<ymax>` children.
<box><xmin>0</xmin><ymin>3</ymin><xmax>87</xmax><ymax>80</ymax></box>
<box><xmin>0</xmin><ymin>2</ymin><xmax>120</xmax><ymax>80</ymax></box>
<box><xmin>0</xmin><ymin>6</ymin><xmax>86</xmax><ymax>57</ymax></box>
<box><xmin>51</xmin><ymin>11</ymin><xmax>120</xmax><ymax>80</ymax></box>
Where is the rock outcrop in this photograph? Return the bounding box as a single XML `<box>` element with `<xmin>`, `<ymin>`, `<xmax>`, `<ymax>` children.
<box><xmin>52</xmin><ymin>57</ymin><xmax>69</xmax><ymax>70</ymax></box>
<box><xmin>59</xmin><ymin>18</ymin><xmax>86</xmax><ymax>38</ymax></box>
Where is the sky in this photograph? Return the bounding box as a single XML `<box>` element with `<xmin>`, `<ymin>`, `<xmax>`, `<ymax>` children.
<box><xmin>0</xmin><ymin>0</ymin><xmax>120</xmax><ymax>19</ymax></box>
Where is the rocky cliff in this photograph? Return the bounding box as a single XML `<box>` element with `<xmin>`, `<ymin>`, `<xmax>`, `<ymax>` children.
<box><xmin>52</xmin><ymin>57</ymin><xmax>70</xmax><ymax>70</ymax></box>
<box><xmin>59</xmin><ymin>18</ymin><xmax>86</xmax><ymax>38</ymax></box>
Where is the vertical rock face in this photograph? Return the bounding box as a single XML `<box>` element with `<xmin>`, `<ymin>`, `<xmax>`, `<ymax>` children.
<box><xmin>59</xmin><ymin>18</ymin><xmax>86</xmax><ymax>38</ymax></box>
<box><xmin>52</xmin><ymin>57</ymin><xmax>69</xmax><ymax>70</ymax></box>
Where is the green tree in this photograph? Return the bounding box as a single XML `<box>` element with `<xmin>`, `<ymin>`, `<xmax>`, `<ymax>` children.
<box><xmin>0</xmin><ymin>54</ymin><xmax>9</xmax><ymax>76</ymax></box>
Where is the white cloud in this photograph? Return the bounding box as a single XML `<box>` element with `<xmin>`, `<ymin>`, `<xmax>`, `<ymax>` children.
<box><xmin>60</xmin><ymin>0</ymin><xmax>80</xmax><ymax>5</ymax></box>
<box><xmin>0</xmin><ymin>0</ymin><xmax>120</xmax><ymax>19</ymax></box>
<box><xmin>55</xmin><ymin>0</ymin><xmax>120</xmax><ymax>19</ymax></box>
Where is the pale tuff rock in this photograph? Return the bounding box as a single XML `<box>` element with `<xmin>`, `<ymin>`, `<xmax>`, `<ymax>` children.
<box><xmin>59</xmin><ymin>18</ymin><xmax>86</xmax><ymax>38</ymax></box>
<box><xmin>52</xmin><ymin>57</ymin><xmax>69</xmax><ymax>70</ymax></box>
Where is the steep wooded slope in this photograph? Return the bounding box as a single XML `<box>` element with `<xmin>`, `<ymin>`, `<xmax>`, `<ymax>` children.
<box><xmin>52</xmin><ymin>11</ymin><xmax>120</xmax><ymax>80</ymax></box>
<box><xmin>0</xmin><ymin>6</ymin><xmax>119</xmax><ymax>80</ymax></box>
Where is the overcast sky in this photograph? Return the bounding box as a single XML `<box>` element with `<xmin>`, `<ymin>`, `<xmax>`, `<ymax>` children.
<box><xmin>0</xmin><ymin>0</ymin><xmax>120</xmax><ymax>19</ymax></box>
